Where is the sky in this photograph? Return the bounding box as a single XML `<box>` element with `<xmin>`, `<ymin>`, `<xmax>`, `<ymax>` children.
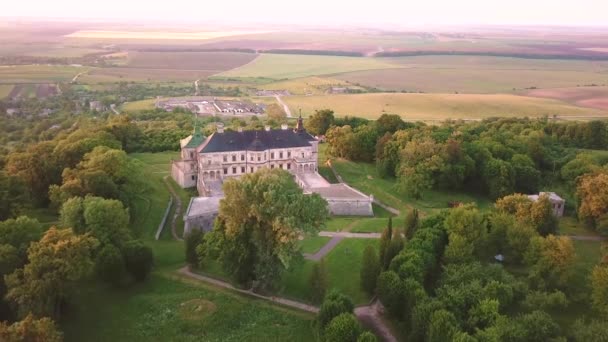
<box><xmin>2</xmin><ymin>0</ymin><xmax>608</xmax><ymax>27</ymax></box>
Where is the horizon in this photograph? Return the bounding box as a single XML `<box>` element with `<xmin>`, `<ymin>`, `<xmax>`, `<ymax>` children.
<box><xmin>2</xmin><ymin>0</ymin><xmax>608</xmax><ymax>28</ymax></box>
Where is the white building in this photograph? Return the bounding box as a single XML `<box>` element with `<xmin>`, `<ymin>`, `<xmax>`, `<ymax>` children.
<box><xmin>172</xmin><ymin>117</ymin><xmax>374</xmax><ymax>236</ymax></box>
<box><xmin>528</xmin><ymin>192</ymin><xmax>565</xmax><ymax>217</ymax></box>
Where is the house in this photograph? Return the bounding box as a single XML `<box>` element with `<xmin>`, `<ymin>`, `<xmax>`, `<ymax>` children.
<box><xmin>172</xmin><ymin>117</ymin><xmax>374</xmax><ymax>235</ymax></box>
<box><xmin>528</xmin><ymin>192</ymin><xmax>565</xmax><ymax>217</ymax></box>
<box><xmin>89</xmin><ymin>101</ymin><xmax>104</xmax><ymax>112</ymax></box>
<box><xmin>6</xmin><ymin>108</ymin><xmax>20</xmax><ymax>116</ymax></box>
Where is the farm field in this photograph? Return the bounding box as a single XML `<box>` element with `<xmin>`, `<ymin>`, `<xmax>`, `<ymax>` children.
<box><xmin>125</xmin><ymin>51</ymin><xmax>258</xmax><ymax>71</ymax></box>
<box><xmin>526</xmin><ymin>86</ymin><xmax>608</xmax><ymax>110</ymax></box>
<box><xmin>79</xmin><ymin>67</ymin><xmax>214</xmax><ymax>83</ymax></box>
<box><xmin>335</xmin><ymin>56</ymin><xmax>608</xmax><ymax>93</ymax></box>
<box><xmin>0</xmin><ymin>84</ymin><xmax>14</xmax><ymax>99</ymax></box>
<box><xmin>122</xmin><ymin>99</ymin><xmax>158</xmax><ymax>112</ymax></box>
<box><xmin>24</xmin><ymin>46</ymin><xmax>105</xmax><ymax>58</ymax></box>
<box><xmin>0</xmin><ymin>65</ymin><xmax>88</xmax><ymax>84</ymax></box>
<box><xmin>65</xmin><ymin>29</ymin><xmax>275</xmax><ymax>40</ymax></box>
<box><xmin>258</xmin><ymin>76</ymin><xmax>357</xmax><ymax>95</ymax></box>
<box><xmin>216</xmin><ymin>53</ymin><xmax>402</xmax><ymax>80</ymax></box>
<box><xmin>282</xmin><ymin>93</ymin><xmax>606</xmax><ymax>121</ymax></box>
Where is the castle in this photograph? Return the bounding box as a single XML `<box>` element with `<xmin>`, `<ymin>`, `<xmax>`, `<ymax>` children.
<box><xmin>171</xmin><ymin>117</ymin><xmax>374</xmax><ymax>235</ymax></box>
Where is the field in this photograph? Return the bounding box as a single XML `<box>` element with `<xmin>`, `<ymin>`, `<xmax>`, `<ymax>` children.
<box><xmin>0</xmin><ymin>65</ymin><xmax>88</xmax><ymax>84</ymax></box>
<box><xmin>24</xmin><ymin>47</ymin><xmax>105</xmax><ymax>58</ymax></box>
<box><xmin>0</xmin><ymin>85</ymin><xmax>13</xmax><ymax>99</ymax></box>
<box><xmin>126</xmin><ymin>51</ymin><xmax>258</xmax><ymax>71</ymax></box>
<box><xmin>258</xmin><ymin>76</ymin><xmax>357</xmax><ymax>95</ymax></box>
<box><xmin>80</xmin><ymin>67</ymin><xmax>214</xmax><ymax>83</ymax></box>
<box><xmin>333</xmin><ymin>56</ymin><xmax>608</xmax><ymax>93</ymax></box>
<box><xmin>526</xmin><ymin>86</ymin><xmax>608</xmax><ymax>110</ymax></box>
<box><xmin>65</xmin><ymin>30</ymin><xmax>275</xmax><ymax>40</ymax></box>
<box><xmin>216</xmin><ymin>54</ymin><xmax>401</xmax><ymax>80</ymax></box>
<box><xmin>282</xmin><ymin>93</ymin><xmax>604</xmax><ymax>121</ymax></box>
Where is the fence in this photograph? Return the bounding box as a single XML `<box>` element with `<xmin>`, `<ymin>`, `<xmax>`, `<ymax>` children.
<box><xmin>155</xmin><ymin>197</ymin><xmax>173</xmax><ymax>240</ymax></box>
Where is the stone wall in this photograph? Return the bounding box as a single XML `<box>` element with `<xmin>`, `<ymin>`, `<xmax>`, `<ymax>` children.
<box><xmin>184</xmin><ymin>212</ymin><xmax>218</xmax><ymax>236</ymax></box>
<box><xmin>326</xmin><ymin>199</ymin><xmax>373</xmax><ymax>216</ymax></box>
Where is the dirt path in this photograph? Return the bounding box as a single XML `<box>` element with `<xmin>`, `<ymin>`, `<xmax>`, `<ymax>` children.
<box><xmin>71</xmin><ymin>71</ymin><xmax>87</xmax><ymax>83</ymax></box>
<box><xmin>319</xmin><ymin>231</ymin><xmax>381</xmax><ymax>239</ymax></box>
<box><xmin>178</xmin><ymin>266</ymin><xmax>318</xmax><ymax>313</ymax></box>
<box><xmin>567</xmin><ymin>235</ymin><xmax>607</xmax><ymax>241</ymax></box>
<box><xmin>355</xmin><ymin>300</ymin><xmax>398</xmax><ymax>342</ymax></box>
<box><xmin>275</xmin><ymin>95</ymin><xmax>292</xmax><ymax>117</ymax></box>
<box><xmin>163</xmin><ymin>176</ymin><xmax>183</xmax><ymax>241</ymax></box>
<box><xmin>194</xmin><ymin>79</ymin><xmax>200</xmax><ymax>95</ymax></box>
<box><xmin>177</xmin><ymin>266</ymin><xmax>398</xmax><ymax>341</ymax></box>
<box><xmin>304</xmin><ymin>236</ymin><xmax>344</xmax><ymax>261</ymax></box>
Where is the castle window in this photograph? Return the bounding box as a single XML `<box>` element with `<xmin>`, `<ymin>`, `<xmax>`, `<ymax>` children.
<box><xmin>250</xmin><ymin>155</ymin><xmax>254</xmax><ymax>161</ymax></box>
<box><xmin>301</xmin><ymin>152</ymin><xmax>305</xmax><ymax>158</ymax></box>
<box><xmin>257</xmin><ymin>154</ymin><xmax>261</xmax><ymax>162</ymax></box>
<box><xmin>288</xmin><ymin>151</ymin><xmax>291</xmax><ymax>158</ymax></box>
<box><xmin>241</xmin><ymin>166</ymin><xmax>245</xmax><ymax>173</ymax></box>
<box><xmin>232</xmin><ymin>167</ymin><xmax>237</xmax><ymax>174</ymax></box>
<box><xmin>190</xmin><ymin>152</ymin><xmax>194</xmax><ymax>159</ymax></box>
<box><xmin>279</xmin><ymin>164</ymin><xmax>283</xmax><ymax>169</ymax></box>
<box><xmin>223</xmin><ymin>155</ymin><xmax>227</xmax><ymax>162</ymax></box>
<box><xmin>191</xmin><ymin>175</ymin><xmax>195</xmax><ymax>180</ymax></box>
<box><xmin>232</xmin><ymin>155</ymin><xmax>236</xmax><ymax>162</ymax></box>
<box><xmin>223</xmin><ymin>168</ymin><xmax>227</xmax><ymax>175</ymax></box>
<box><xmin>271</xmin><ymin>152</ymin><xmax>275</xmax><ymax>159</ymax></box>
<box><xmin>271</xmin><ymin>164</ymin><xmax>275</xmax><ymax>169</ymax></box>
<box><xmin>287</xmin><ymin>163</ymin><xmax>291</xmax><ymax>170</ymax></box>
<box><xmin>241</xmin><ymin>154</ymin><xmax>245</xmax><ymax>161</ymax></box>
<box><xmin>207</xmin><ymin>160</ymin><xmax>211</xmax><ymax>165</ymax></box>
<box><xmin>280</xmin><ymin>152</ymin><xmax>283</xmax><ymax>158</ymax></box>
<box><xmin>250</xmin><ymin>167</ymin><xmax>254</xmax><ymax>173</ymax></box>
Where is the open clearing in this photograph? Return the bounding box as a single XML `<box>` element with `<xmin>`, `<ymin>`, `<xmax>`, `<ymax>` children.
<box><xmin>0</xmin><ymin>85</ymin><xmax>14</xmax><ymax>99</ymax></box>
<box><xmin>126</xmin><ymin>51</ymin><xmax>258</xmax><ymax>71</ymax></box>
<box><xmin>258</xmin><ymin>76</ymin><xmax>356</xmax><ymax>95</ymax></box>
<box><xmin>24</xmin><ymin>47</ymin><xmax>105</xmax><ymax>58</ymax></box>
<box><xmin>80</xmin><ymin>67</ymin><xmax>214</xmax><ymax>83</ymax></box>
<box><xmin>282</xmin><ymin>93</ymin><xmax>605</xmax><ymax>121</ymax></box>
<box><xmin>64</xmin><ymin>29</ymin><xmax>275</xmax><ymax>40</ymax></box>
<box><xmin>0</xmin><ymin>65</ymin><xmax>89</xmax><ymax>84</ymax></box>
<box><xmin>216</xmin><ymin>53</ymin><xmax>401</xmax><ymax>80</ymax></box>
<box><xmin>526</xmin><ymin>86</ymin><xmax>608</xmax><ymax>110</ymax></box>
<box><xmin>335</xmin><ymin>56</ymin><xmax>608</xmax><ymax>93</ymax></box>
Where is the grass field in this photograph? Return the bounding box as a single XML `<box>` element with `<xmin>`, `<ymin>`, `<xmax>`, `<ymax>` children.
<box><xmin>0</xmin><ymin>65</ymin><xmax>89</xmax><ymax>84</ymax></box>
<box><xmin>25</xmin><ymin>47</ymin><xmax>105</xmax><ymax>58</ymax></box>
<box><xmin>282</xmin><ymin>93</ymin><xmax>605</xmax><ymax>121</ymax></box>
<box><xmin>0</xmin><ymin>84</ymin><xmax>14</xmax><ymax>99</ymax></box>
<box><xmin>122</xmin><ymin>99</ymin><xmax>158</xmax><ymax>112</ymax></box>
<box><xmin>80</xmin><ymin>67</ymin><xmax>214</xmax><ymax>83</ymax></box>
<box><xmin>62</xmin><ymin>273</ymin><xmax>315</xmax><ymax>342</ymax></box>
<box><xmin>65</xmin><ymin>30</ymin><xmax>274</xmax><ymax>40</ymax></box>
<box><xmin>217</xmin><ymin>54</ymin><xmax>401</xmax><ymax>80</ymax></box>
<box><xmin>258</xmin><ymin>76</ymin><xmax>357</xmax><ymax>95</ymax></box>
<box><xmin>526</xmin><ymin>86</ymin><xmax>608</xmax><ymax>110</ymax></box>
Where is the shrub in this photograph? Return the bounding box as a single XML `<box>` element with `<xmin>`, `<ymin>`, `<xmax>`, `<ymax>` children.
<box><xmin>122</xmin><ymin>240</ymin><xmax>154</xmax><ymax>281</ymax></box>
<box><xmin>324</xmin><ymin>313</ymin><xmax>361</xmax><ymax>342</ymax></box>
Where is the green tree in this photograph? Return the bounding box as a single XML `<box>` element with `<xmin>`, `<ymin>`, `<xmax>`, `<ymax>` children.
<box><xmin>577</xmin><ymin>172</ymin><xmax>608</xmax><ymax>231</ymax></box>
<box><xmin>378</xmin><ymin>218</ymin><xmax>392</xmax><ymax>270</ymax></box>
<box><xmin>94</xmin><ymin>243</ymin><xmax>126</xmax><ymax>286</ymax></box>
<box><xmin>324</xmin><ymin>313</ymin><xmax>361</xmax><ymax>342</ymax></box>
<box><xmin>309</xmin><ymin>258</ymin><xmax>330</xmax><ymax>304</ymax></box>
<box><xmin>428</xmin><ymin>309</ymin><xmax>459</xmax><ymax>342</ymax></box>
<box><xmin>511</xmin><ymin>154</ymin><xmax>541</xmax><ymax>193</ymax></box>
<box><xmin>404</xmin><ymin>208</ymin><xmax>419</xmax><ymax>240</ymax></box>
<box><xmin>185</xmin><ymin>229</ymin><xmax>204</xmax><ymax>266</ymax></box>
<box><xmin>467</xmin><ymin>299</ymin><xmax>500</xmax><ymax>331</ymax></box>
<box><xmin>356</xmin><ymin>331</ymin><xmax>377</xmax><ymax>342</ymax></box>
<box><xmin>584</xmin><ymin>120</ymin><xmax>608</xmax><ymax>149</ymax></box>
<box><xmin>212</xmin><ymin>169</ymin><xmax>328</xmax><ymax>290</ymax></box>
<box><xmin>5</xmin><ymin>228</ymin><xmax>98</xmax><ymax>319</ymax></box>
<box><xmin>0</xmin><ymin>314</ymin><xmax>63</xmax><ymax>342</ymax></box>
<box><xmin>444</xmin><ymin>204</ymin><xmax>487</xmax><ymax>259</ymax></box>
<box><xmin>376</xmin><ymin>271</ymin><xmax>405</xmax><ymax>318</ymax></box>
<box><xmin>571</xmin><ymin>319</ymin><xmax>608</xmax><ymax>342</ymax></box>
<box><xmin>591</xmin><ymin>263</ymin><xmax>608</xmax><ymax>318</ymax></box>
<box><xmin>265</xmin><ymin>103</ymin><xmax>286</xmax><ymax>121</ymax></box>
<box><xmin>375</xmin><ymin>114</ymin><xmax>407</xmax><ymax>136</ymax></box>
<box><xmin>122</xmin><ymin>240</ymin><xmax>154</xmax><ymax>282</ymax></box>
<box><xmin>305</xmin><ymin>109</ymin><xmax>335</xmax><ymax>136</ymax></box>
<box><xmin>561</xmin><ymin>153</ymin><xmax>599</xmax><ymax>188</ymax></box>
<box><xmin>0</xmin><ymin>216</ymin><xmax>43</xmax><ymax>261</ymax></box>
<box><xmin>529</xmin><ymin>194</ymin><xmax>558</xmax><ymax>236</ymax></box>
<box><xmin>317</xmin><ymin>290</ymin><xmax>354</xmax><ymax>330</ymax></box>
<box><xmin>482</xmin><ymin>158</ymin><xmax>515</xmax><ymax>200</ymax></box>
<box><xmin>525</xmin><ymin>235</ymin><xmax>577</xmax><ymax>289</ymax></box>
<box><xmin>384</xmin><ymin>230</ymin><xmax>404</xmax><ymax>269</ymax></box>
<box><xmin>59</xmin><ymin>197</ymin><xmax>86</xmax><ymax>234</ymax></box>
<box><xmin>360</xmin><ymin>245</ymin><xmax>380</xmax><ymax>295</ymax></box>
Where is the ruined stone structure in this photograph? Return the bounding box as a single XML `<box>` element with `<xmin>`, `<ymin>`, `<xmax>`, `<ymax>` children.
<box><xmin>527</xmin><ymin>192</ymin><xmax>565</xmax><ymax>217</ymax></box>
<box><xmin>172</xmin><ymin>118</ymin><xmax>374</xmax><ymax>236</ymax></box>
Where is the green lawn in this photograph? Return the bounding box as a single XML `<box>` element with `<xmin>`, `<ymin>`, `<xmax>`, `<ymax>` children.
<box><xmin>281</xmin><ymin>239</ymin><xmax>377</xmax><ymax>305</ymax></box>
<box><xmin>300</xmin><ymin>236</ymin><xmax>332</xmax><ymax>254</ymax></box>
<box><xmin>61</xmin><ymin>273</ymin><xmax>316</xmax><ymax>342</ymax></box>
<box><xmin>558</xmin><ymin>217</ymin><xmax>600</xmax><ymax>236</ymax></box>
<box><xmin>331</xmin><ymin>158</ymin><xmax>490</xmax><ymax>215</ymax></box>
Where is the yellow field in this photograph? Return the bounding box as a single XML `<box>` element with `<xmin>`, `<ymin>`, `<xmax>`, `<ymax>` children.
<box><xmin>217</xmin><ymin>54</ymin><xmax>401</xmax><ymax>79</ymax></box>
<box><xmin>0</xmin><ymin>85</ymin><xmax>14</xmax><ymax>99</ymax></box>
<box><xmin>282</xmin><ymin>93</ymin><xmax>607</xmax><ymax>121</ymax></box>
<box><xmin>0</xmin><ymin>65</ymin><xmax>89</xmax><ymax>83</ymax></box>
<box><xmin>121</xmin><ymin>99</ymin><xmax>157</xmax><ymax>112</ymax></box>
<box><xmin>259</xmin><ymin>76</ymin><xmax>356</xmax><ymax>95</ymax></box>
<box><xmin>65</xmin><ymin>30</ymin><xmax>275</xmax><ymax>40</ymax></box>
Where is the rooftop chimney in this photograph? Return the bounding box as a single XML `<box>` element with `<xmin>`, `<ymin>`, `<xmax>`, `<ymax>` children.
<box><xmin>265</xmin><ymin>125</ymin><xmax>271</xmax><ymax>131</ymax></box>
<box><xmin>216</xmin><ymin>123</ymin><xmax>224</xmax><ymax>133</ymax></box>
<box><xmin>281</xmin><ymin>123</ymin><xmax>288</xmax><ymax>130</ymax></box>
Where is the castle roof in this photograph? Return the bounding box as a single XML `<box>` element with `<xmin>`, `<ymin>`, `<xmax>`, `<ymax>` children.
<box><xmin>200</xmin><ymin>128</ymin><xmax>315</xmax><ymax>153</ymax></box>
<box><xmin>184</xmin><ymin>125</ymin><xmax>206</xmax><ymax>148</ymax></box>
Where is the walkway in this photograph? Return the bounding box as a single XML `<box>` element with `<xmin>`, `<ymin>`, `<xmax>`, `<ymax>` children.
<box><xmin>567</xmin><ymin>235</ymin><xmax>607</xmax><ymax>241</ymax></box>
<box><xmin>275</xmin><ymin>95</ymin><xmax>292</xmax><ymax>117</ymax></box>
<box><xmin>319</xmin><ymin>231</ymin><xmax>381</xmax><ymax>239</ymax></box>
<box><xmin>163</xmin><ymin>176</ymin><xmax>183</xmax><ymax>241</ymax></box>
<box><xmin>177</xmin><ymin>266</ymin><xmax>399</xmax><ymax>342</ymax></box>
<box><xmin>304</xmin><ymin>236</ymin><xmax>344</xmax><ymax>261</ymax></box>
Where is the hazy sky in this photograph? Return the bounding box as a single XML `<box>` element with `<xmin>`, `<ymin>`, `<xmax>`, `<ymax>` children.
<box><xmin>3</xmin><ymin>0</ymin><xmax>608</xmax><ymax>27</ymax></box>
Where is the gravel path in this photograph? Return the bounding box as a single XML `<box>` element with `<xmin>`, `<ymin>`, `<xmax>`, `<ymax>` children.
<box><xmin>304</xmin><ymin>236</ymin><xmax>344</xmax><ymax>261</ymax></box>
<box><xmin>275</xmin><ymin>95</ymin><xmax>292</xmax><ymax>117</ymax></box>
<box><xmin>567</xmin><ymin>235</ymin><xmax>606</xmax><ymax>241</ymax></box>
<box><xmin>319</xmin><ymin>231</ymin><xmax>381</xmax><ymax>239</ymax></box>
<box><xmin>163</xmin><ymin>176</ymin><xmax>183</xmax><ymax>241</ymax></box>
<box><xmin>355</xmin><ymin>300</ymin><xmax>398</xmax><ymax>342</ymax></box>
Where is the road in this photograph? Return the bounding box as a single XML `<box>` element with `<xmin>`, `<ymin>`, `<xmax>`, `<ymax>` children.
<box><xmin>194</xmin><ymin>79</ymin><xmax>200</xmax><ymax>96</ymax></box>
<box><xmin>275</xmin><ymin>95</ymin><xmax>292</xmax><ymax>117</ymax></box>
<box><xmin>71</xmin><ymin>71</ymin><xmax>86</xmax><ymax>83</ymax></box>
<box><xmin>110</xmin><ymin>104</ymin><xmax>120</xmax><ymax>115</ymax></box>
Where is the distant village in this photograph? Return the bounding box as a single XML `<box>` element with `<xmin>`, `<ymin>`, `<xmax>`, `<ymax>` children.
<box><xmin>155</xmin><ymin>97</ymin><xmax>266</xmax><ymax>116</ymax></box>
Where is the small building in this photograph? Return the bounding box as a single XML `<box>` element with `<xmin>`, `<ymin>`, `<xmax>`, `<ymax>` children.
<box><xmin>90</xmin><ymin>101</ymin><xmax>104</xmax><ymax>112</ymax></box>
<box><xmin>528</xmin><ymin>192</ymin><xmax>565</xmax><ymax>217</ymax></box>
<box><xmin>6</xmin><ymin>108</ymin><xmax>20</xmax><ymax>116</ymax></box>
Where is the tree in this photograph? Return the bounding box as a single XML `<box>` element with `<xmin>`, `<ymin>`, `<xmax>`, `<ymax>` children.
<box><xmin>317</xmin><ymin>290</ymin><xmax>354</xmax><ymax>329</ymax></box>
<box><xmin>591</xmin><ymin>264</ymin><xmax>608</xmax><ymax>318</ymax></box>
<box><xmin>482</xmin><ymin>158</ymin><xmax>515</xmax><ymax>200</ymax></box>
<box><xmin>444</xmin><ymin>204</ymin><xmax>487</xmax><ymax>259</ymax></box>
<box><xmin>384</xmin><ymin>230</ymin><xmax>404</xmax><ymax>269</ymax></box>
<box><xmin>265</xmin><ymin>103</ymin><xmax>286</xmax><ymax>121</ymax></box>
<box><xmin>376</xmin><ymin>271</ymin><xmax>405</xmax><ymax>318</ymax></box>
<box><xmin>561</xmin><ymin>153</ymin><xmax>599</xmax><ymax>188</ymax></box>
<box><xmin>360</xmin><ymin>245</ymin><xmax>380</xmax><ymax>295</ymax></box>
<box><xmin>584</xmin><ymin>120</ymin><xmax>608</xmax><ymax>149</ymax></box>
<box><xmin>122</xmin><ymin>240</ymin><xmax>154</xmax><ymax>282</ymax></box>
<box><xmin>0</xmin><ymin>172</ymin><xmax>29</xmax><ymax>221</ymax></box>
<box><xmin>511</xmin><ymin>154</ymin><xmax>541</xmax><ymax>193</ymax></box>
<box><xmin>577</xmin><ymin>172</ymin><xmax>608</xmax><ymax>231</ymax></box>
<box><xmin>428</xmin><ymin>309</ymin><xmax>459</xmax><ymax>342</ymax></box>
<box><xmin>309</xmin><ymin>258</ymin><xmax>329</xmax><ymax>304</ymax></box>
<box><xmin>398</xmin><ymin>138</ymin><xmax>445</xmax><ymax>199</ymax></box>
<box><xmin>529</xmin><ymin>195</ymin><xmax>558</xmax><ymax>236</ymax></box>
<box><xmin>356</xmin><ymin>331</ymin><xmax>377</xmax><ymax>342</ymax></box>
<box><xmin>94</xmin><ymin>243</ymin><xmax>126</xmax><ymax>285</ymax></box>
<box><xmin>379</xmin><ymin>219</ymin><xmax>392</xmax><ymax>270</ymax></box>
<box><xmin>5</xmin><ymin>228</ymin><xmax>98</xmax><ymax>319</ymax></box>
<box><xmin>571</xmin><ymin>319</ymin><xmax>608</xmax><ymax>342</ymax></box>
<box><xmin>185</xmin><ymin>229</ymin><xmax>204</xmax><ymax>266</ymax></box>
<box><xmin>404</xmin><ymin>208</ymin><xmax>419</xmax><ymax>240</ymax></box>
<box><xmin>306</xmin><ymin>109</ymin><xmax>335</xmax><ymax>136</ymax></box>
<box><xmin>467</xmin><ymin>299</ymin><xmax>500</xmax><ymax>331</ymax></box>
<box><xmin>59</xmin><ymin>197</ymin><xmax>86</xmax><ymax>234</ymax></box>
<box><xmin>525</xmin><ymin>235</ymin><xmax>577</xmax><ymax>289</ymax></box>
<box><xmin>324</xmin><ymin>313</ymin><xmax>361</xmax><ymax>342</ymax></box>
<box><xmin>0</xmin><ymin>216</ymin><xmax>43</xmax><ymax>261</ymax></box>
<box><xmin>375</xmin><ymin>114</ymin><xmax>407</xmax><ymax>136</ymax></box>
<box><xmin>0</xmin><ymin>314</ymin><xmax>63</xmax><ymax>342</ymax></box>
<box><xmin>212</xmin><ymin>169</ymin><xmax>328</xmax><ymax>290</ymax></box>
